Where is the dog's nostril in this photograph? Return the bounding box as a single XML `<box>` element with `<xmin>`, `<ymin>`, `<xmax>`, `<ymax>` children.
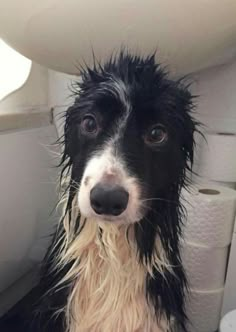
<box><xmin>90</xmin><ymin>184</ymin><xmax>129</xmax><ymax>217</ymax></box>
<box><xmin>112</xmin><ymin>204</ymin><xmax>123</xmax><ymax>215</ymax></box>
<box><xmin>92</xmin><ymin>200</ymin><xmax>103</xmax><ymax>214</ymax></box>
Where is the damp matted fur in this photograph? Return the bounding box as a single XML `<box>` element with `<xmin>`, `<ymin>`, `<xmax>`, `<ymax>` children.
<box><xmin>56</xmin><ymin>196</ymin><xmax>171</xmax><ymax>332</ymax></box>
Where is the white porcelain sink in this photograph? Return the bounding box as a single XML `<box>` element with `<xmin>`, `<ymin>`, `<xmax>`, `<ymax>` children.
<box><xmin>0</xmin><ymin>0</ymin><xmax>236</xmax><ymax>75</ymax></box>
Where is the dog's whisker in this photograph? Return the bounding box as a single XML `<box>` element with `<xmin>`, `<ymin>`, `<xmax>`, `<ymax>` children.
<box><xmin>141</xmin><ymin>197</ymin><xmax>178</xmax><ymax>205</ymax></box>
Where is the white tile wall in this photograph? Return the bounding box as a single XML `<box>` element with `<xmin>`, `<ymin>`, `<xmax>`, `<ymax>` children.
<box><xmin>191</xmin><ymin>60</ymin><xmax>236</xmax><ymax>133</ymax></box>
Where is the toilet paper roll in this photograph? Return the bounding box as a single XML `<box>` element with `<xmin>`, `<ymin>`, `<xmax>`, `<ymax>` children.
<box><xmin>181</xmin><ymin>242</ymin><xmax>228</xmax><ymax>290</ymax></box>
<box><xmin>221</xmin><ymin>220</ymin><xmax>236</xmax><ymax>316</ymax></box>
<box><xmin>186</xmin><ymin>288</ymin><xmax>224</xmax><ymax>332</ymax></box>
<box><xmin>198</xmin><ymin>132</ymin><xmax>236</xmax><ymax>182</ymax></box>
<box><xmin>182</xmin><ymin>184</ymin><xmax>236</xmax><ymax>247</ymax></box>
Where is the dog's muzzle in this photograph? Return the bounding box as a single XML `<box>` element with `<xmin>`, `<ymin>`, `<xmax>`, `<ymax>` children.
<box><xmin>90</xmin><ymin>183</ymin><xmax>129</xmax><ymax>217</ymax></box>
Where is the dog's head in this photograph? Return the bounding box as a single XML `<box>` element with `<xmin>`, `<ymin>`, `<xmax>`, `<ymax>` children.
<box><xmin>63</xmin><ymin>52</ymin><xmax>196</xmax><ymax>226</ymax></box>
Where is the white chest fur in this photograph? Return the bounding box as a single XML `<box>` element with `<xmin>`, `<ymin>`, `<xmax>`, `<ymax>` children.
<box><xmin>60</xmin><ymin>218</ymin><xmax>167</xmax><ymax>332</ymax></box>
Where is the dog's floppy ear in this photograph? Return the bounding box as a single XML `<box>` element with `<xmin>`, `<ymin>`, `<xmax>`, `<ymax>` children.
<box><xmin>58</xmin><ymin>105</ymin><xmax>79</xmax><ymax>185</ymax></box>
<box><xmin>62</xmin><ymin>104</ymin><xmax>78</xmax><ymax>161</ymax></box>
<box><xmin>178</xmin><ymin>86</ymin><xmax>197</xmax><ymax>170</ymax></box>
<box><xmin>167</xmin><ymin>81</ymin><xmax>198</xmax><ymax>182</ymax></box>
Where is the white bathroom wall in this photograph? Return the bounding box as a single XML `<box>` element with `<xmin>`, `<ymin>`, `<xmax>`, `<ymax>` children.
<box><xmin>48</xmin><ymin>70</ymin><xmax>77</xmax><ymax>108</ymax></box>
<box><xmin>191</xmin><ymin>59</ymin><xmax>236</xmax><ymax>133</ymax></box>
<box><xmin>0</xmin><ymin>126</ymin><xmax>59</xmax><ymax>294</ymax></box>
<box><xmin>48</xmin><ymin>70</ymin><xmax>77</xmax><ymax>139</ymax></box>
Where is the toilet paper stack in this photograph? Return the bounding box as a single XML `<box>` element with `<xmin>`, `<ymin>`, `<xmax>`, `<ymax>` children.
<box><xmin>197</xmin><ymin>132</ymin><xmax>236</xmax><ymax>189</ymax></box>
<box><xmin>181</xmin><ymin>185</ymin><xmax>236</xmax><ymax>332</ymax></box>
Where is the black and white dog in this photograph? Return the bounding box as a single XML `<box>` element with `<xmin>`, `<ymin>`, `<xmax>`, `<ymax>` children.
<box><xmin>24</xmin><ymin>52</ymin><xmax>197</xmax><ymax>332</ymax></box>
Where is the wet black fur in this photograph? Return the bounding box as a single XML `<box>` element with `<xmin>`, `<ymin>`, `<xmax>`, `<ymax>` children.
<box><xmin>4</xmin><ymin>52</ymin><xmax>198</xmax><ymax>332</ymax></box>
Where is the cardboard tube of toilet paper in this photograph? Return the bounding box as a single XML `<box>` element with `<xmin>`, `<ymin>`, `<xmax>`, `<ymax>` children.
<box><xmin>186</xmin><ymin>288</ymin><xmax>224</xmax><ymax>332</ymax></box>
<box><xmin>198</xmin><ymin>132</ymin><xmax>236</xmax><ymax>182</ymax></box>
<box><xmin>182</xmin><ymin>184</ymin><xmax>236</xmax><ymax>247</ymax></box>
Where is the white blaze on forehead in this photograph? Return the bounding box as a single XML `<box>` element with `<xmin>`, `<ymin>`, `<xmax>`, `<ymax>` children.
<box><xmin>78</xmin><ymin>144</ymin><xmax>143</xmax><ymax>224</ymax></box>
<box><xmin>111</xmin><ymin>78</ymin><xmax>131</xmax><ymax>113</ymax></box>
<box><xmin>99</xmin><ymin>77</ymin><xmax>131</xmax><ymax>141</ymax></box>
<box><xmin>110</xmin><ymin>78</ymin><xmax>131</xmax><ymax>140</ymax></box>
<box><xmin>100</xmin><ymin>77</ymin><xmax>130</xmax><ymax>112</ymax></box>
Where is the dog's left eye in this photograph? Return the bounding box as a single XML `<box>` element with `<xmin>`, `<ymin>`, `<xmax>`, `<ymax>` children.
<box><xmin>81</xmin><ymin>115</ymin><xmax>98</xmax><ymax>135</ymax></box>
<box><xmin>145</xmin><ymin>124</ymin><xmax>168</xmax><ymax>146</ymax></box>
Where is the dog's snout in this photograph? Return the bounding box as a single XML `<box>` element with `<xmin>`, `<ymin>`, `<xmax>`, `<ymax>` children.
<box><xmin>90</xmin><ymin>184</ymin><xmax>129</xmax><ymax>217</ymax></box>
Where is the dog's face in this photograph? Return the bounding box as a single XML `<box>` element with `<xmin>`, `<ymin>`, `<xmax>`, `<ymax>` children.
<box><xmin>64</xmin><ymin>53</ymin><xmax>195</xmax><ymax>225</ymax></box>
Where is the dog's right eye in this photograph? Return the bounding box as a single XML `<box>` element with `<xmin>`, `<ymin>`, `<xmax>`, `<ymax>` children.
<box><xmin>81</xmin><ymin>115</ymin><xmax>98</xmax><ymax>135</ymax></box>
<box><xmin>144</xmin><ymin>124</ymin><xmax>168</xmax><ymax>147</ymax></box>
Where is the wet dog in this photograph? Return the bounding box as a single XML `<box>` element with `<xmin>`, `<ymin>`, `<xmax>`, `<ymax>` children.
<box><xmin>31</xmin><ymin>52</ymin><xmax>197</xmax><ymax>332</ymax></box>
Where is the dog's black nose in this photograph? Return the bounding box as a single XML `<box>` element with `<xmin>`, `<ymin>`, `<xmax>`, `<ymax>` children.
<box><xmin>90</xmin><ymin>184</ymin><xmax>129</xmax><ymax>216</ymax></box>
